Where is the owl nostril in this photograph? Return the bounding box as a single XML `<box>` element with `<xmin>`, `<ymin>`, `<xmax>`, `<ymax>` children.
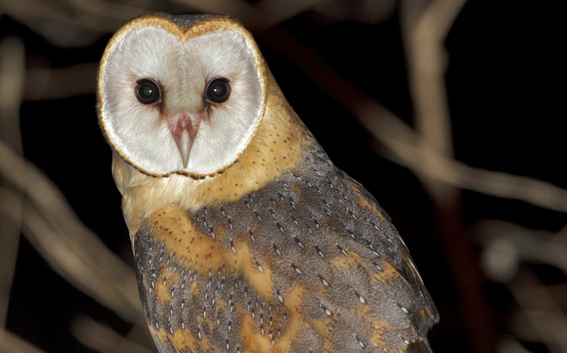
<box><xmin>168</xmin><ymin>113</ymin><xmax>201</xmax><ymax>140</ymax></box>
<box><xmin>177</xmin><ymin>115</ymin><xmax>193</xmax><ymax>136</ymax></box>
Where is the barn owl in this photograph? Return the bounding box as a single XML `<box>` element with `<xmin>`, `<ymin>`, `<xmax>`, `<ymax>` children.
<box><xmin>98</xmin><ymin>13</ymin><xmax>438</xmax><ymax>353</ymax></box>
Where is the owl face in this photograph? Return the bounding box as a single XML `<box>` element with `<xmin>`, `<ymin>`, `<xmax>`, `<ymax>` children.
<box><xmin>98</xmin><ymin>15</ymin><xmax>267</xmax><ymax>177</ymax></box>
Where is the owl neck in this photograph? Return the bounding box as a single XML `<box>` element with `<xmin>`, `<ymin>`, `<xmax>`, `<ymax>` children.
<box><xmin>113</xmin><ymin>72</ymin><xmax>316</xmax><ymax>240</ymax></box>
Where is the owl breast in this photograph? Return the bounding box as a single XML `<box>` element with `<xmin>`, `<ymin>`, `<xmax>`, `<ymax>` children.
<box><xmin>133</xmin><ymin>146</ymin><xmax>436</xmax><ymax>353</ymax></box>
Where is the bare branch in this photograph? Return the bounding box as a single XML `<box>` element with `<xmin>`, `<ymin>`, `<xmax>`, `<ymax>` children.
<box><xmin>400</xmin><ymin>0</ymin><xmax>468</xmax><ymax>202</ymax></box>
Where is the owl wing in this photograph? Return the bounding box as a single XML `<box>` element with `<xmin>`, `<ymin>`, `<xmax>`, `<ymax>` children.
<box><xmin>344</xmin><ymin>173</ymin><xmax>439</xmax><ymax>324</ymax></box>
<box><xmin>342</xmin><ymin>173</ymin><xmax>439</xmax><ymax>352</ymax></box>
<box><xmin>133</xmin><ymin>151</ymin><xmax>438</xmax><ymax>353</ymax></box>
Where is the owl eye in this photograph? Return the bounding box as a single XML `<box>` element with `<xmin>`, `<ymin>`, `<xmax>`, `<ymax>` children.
<box><xmin>205</xmin><ymin>78</ymin><xmax>231</xmax><ymax>103</ymax></box>
<box><xmin>135</xmin><ymin>78</ymin><xmax>162</xmax><ymax>105</ymax></box>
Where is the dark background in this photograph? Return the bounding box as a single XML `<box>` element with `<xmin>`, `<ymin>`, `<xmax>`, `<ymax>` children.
<box><xmin>1</xmin><ymin>1</ymin><xmax>565</xmax><ymax>352</ymax></box>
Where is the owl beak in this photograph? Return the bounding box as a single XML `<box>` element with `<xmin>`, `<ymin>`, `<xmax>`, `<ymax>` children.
<box><xmin>170</xmin><ymin>113</ymin><xmax>201</xmax><ymax>169</ymax></box>
<box><xmin>174</xmin><ymin>130</ymin><xmax>193</xmax><ymax>169</ymax></box>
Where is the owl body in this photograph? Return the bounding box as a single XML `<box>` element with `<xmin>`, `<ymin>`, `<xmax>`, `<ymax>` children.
<box><xmin>100</xmin><ymin>14</ymin><xmax>438</xmax><ymax>353</ymax></box>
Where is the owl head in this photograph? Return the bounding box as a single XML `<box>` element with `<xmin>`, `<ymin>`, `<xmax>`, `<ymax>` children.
<box><xmin>98</xmin><ymin>14</ymin><xmax>268</xmax><ymax>178</ymax></box>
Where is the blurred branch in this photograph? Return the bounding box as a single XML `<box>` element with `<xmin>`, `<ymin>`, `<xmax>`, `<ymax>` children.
<box><xmin>72</xmin><ymin>316</ymin><xmax>156</xmax><ymax>353</ymax></box>
<box><xmin>479</xmin><ymin>220</ymin><xmax>567</xmax><ymax>281</ymax></box>
<box><xmin>399</xmin><ymin>1</ymin><xmax>492</xmax><ymax>352</ymax></box>
<box><xmin>0</xmin><ymin>37</ymin><xmax>25</xmax><ymax>328</ymax></box>
<box><xmin>375</xmin><ymin>132</ymin><xmax>567</xmax><ymax>214</ymax></box>
<box><xmin>478</xmin><ymin>222</ymin><xmax>567</xmax><ymax>352</ymax></box>
<box><xmin>400</xmin><ymin>0</ymin><xmax>467</xmax><ymax>203</ymax></box>
<box><xmin>0</xmin><ymin>328</ymin><xmax>46</xmax><ymax>353</ymax></box>
<box><xmin>0</xmin><ymin>142</ymin><xmax>141</xmax><ymax>323</ymax></box>
<box><xmin>509</xmin><ymin>270</ymin><xmax>567</xmax><ymax>353</ymax></box>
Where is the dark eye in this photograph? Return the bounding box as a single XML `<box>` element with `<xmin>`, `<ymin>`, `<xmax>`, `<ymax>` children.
<box><xmin>205</xmin><ymin>78</ymin><xmax>231</xmax><ymax>103</ymax></box>
<box><xmin>135</xmin><ymin>78</ymin><xmax>162</xmax><ymax>105</ymax></box>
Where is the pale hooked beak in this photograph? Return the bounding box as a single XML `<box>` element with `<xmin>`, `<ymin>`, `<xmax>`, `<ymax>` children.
<box><xmin>169</xmin><ymin>113</ymin><xmax>202</xmax><ymax>169</ymax></box>
<box><xmin>174</xmin><ymin>129</ymin><xmax>193</xmax><ymax>169</ymax></box>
